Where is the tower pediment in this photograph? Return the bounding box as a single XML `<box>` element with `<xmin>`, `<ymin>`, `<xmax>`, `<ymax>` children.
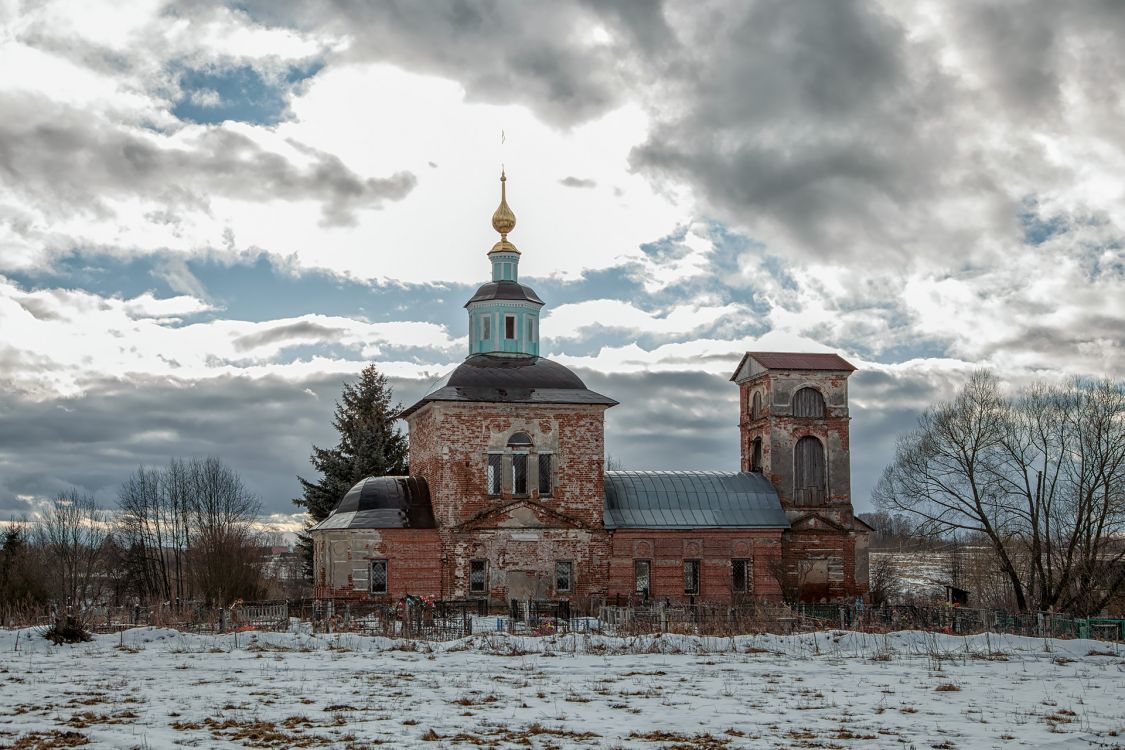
<box><xmin>453</xmin><ymin>497</ymin><xmax>595</xmax><ymax>532</ymax></box>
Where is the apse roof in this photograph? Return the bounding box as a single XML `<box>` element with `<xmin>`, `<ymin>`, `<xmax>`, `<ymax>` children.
<box><xmin>603</xmin><ymin>470</ymin><xmax>789</xmax><ymax>529</ymax></box>
<box><xmin>399</xmin><ymin>354</ymin><xmax>617</xmax><ymax>418</ymax></box>
<box><xmin>310</xmin><ymin>476</ymin><xmax>436</xmax><ymax>531</ymax></box>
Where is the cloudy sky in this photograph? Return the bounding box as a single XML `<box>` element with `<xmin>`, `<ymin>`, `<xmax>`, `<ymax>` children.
<box><xmin>2</xmin><ymin>0</ymin><xmax>1123</xmax><ymax>531</ymax></box>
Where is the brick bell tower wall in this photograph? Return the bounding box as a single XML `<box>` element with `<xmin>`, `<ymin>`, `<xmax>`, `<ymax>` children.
<box><xmin>736</xmin><ymin>363</ymin><xmax>870</xmax><ymax>601</ymax></box>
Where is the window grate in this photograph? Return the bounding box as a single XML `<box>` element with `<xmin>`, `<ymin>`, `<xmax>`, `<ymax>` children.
<box><xmin>538</xmin><ymin>453</ymin><xmax>552</xmax><ymax>496</ymax></box>
<box><xmin>371</xmin><ymin>560</ymin><xmax>388</xmax><ymax>594</ymax></box>
<box><xmin>683</xmin><ymin>560</ymin><xmax>700</xmax><ymax>595</ymax></box>
<box><xmin>469</xmin><ymin>560</ymin><xmax>487</xmax><ymax>593</ymax></box>
<box><xmin>555</xmin><ymin>561</ymin><xmax>572</xmax><ymax>593</ymax></box>
<box><xmin>634</xmin><ymin>560</ymin><xmax>651</xmax><ymax>598</ymax></box>
<box><xmin>487</xmin><ymin>454</ymin><xmax>502</xmax><ymax>496</ymax></box>
<box><xmin>512</xmin><ymin>453</ymin><xmax>528</xmax><ymax>495</ymax></box>
<box><xmin>732</xmin><ymin>559</ymin><xmax>751</xmax><ymax>593</ymax></box>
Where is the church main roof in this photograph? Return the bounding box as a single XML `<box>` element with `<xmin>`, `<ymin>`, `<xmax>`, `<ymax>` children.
<box><xmin>399</xmin><ymin>354</ymin><xmax>617</xmax><ymax>418</ymax></box>
<box><xmin>603</xmin><ymin>470</ymin><xmax>789</xmax><ymax>529</ymax></box>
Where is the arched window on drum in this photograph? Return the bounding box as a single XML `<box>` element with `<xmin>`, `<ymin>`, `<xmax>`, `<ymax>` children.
<box><xmin>794</xmin><ymin>435</ymin><xmax>826</xmax><ymax>505</ymax></box>
<box><xmin>792</xmin><ymin>387</ymin><xmax>825</xmax><ymax>418</ymax></box>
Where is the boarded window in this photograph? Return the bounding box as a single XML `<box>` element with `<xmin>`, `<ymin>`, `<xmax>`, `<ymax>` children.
<box><xmin>732</xmin><ymin>559</ymin><xmax>752</xmax><ymax>593</ymax></box>
<box><xmin>794</xmin><ymin>436</ymin><xmax>826</xmax><ymax>505</ymax></box>
<box><xmin>505</xmin><ymin>315</ymin><xmax>516</xmax><ymax>339</ymax></box>
<box><xmin>481</xmin><ymin>315</ymin><xmax>491</xmax><ymax>341</ymax></box>
<box><xmin>750</xmin><ymin>438</ymin><xmax>763</xmax><ymax>472</ymax></box>
<box><xmin>371</xmin><ymin>560</ymin><xmax>388</xmax><ymax>594</ymax></box>
<box><xmin>538</xmin><ymin>453</ymin><xmax>553</xmax><ymax>496</ymax></box>
<box><xmin>527</xmin><ymin>317</ymin><xmax>535</xmax><ymax>342</ymax></box>
<box><xmin>634</xmin><ymin>560</ymin><xmax>651</xmax><ymax>598</ymax></box>
<box><xmin>469</xmin><ymin>560</ymin><xmax>488</xmax><ymax>593</ymax></box>
<box><xmin>792</xmin><ymin>387</ymin><xmax>825</xmax><ymax>417</ymax></box>
<box><xmin>751</xmin><ymin>391</ymin><xmax>762</xmax><ymax>419</ymax></box>
<box><xmin>683</xmin><ymin>560</ymin><xmax>701</xmax><ymax>595</ymax></box>
<box><xmin>512</xmin><ymin>453</ymin><xmax>528</xmax><ymax>495</ymax></box>
<box><xmin>555</xmin><ymin>561</ymin><xmax>573</xmax><ymax>592</ymax></box>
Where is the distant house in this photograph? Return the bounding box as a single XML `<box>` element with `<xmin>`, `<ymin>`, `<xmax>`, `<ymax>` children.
<box><xmin>310</xmin><ymin>173</ymin><xmax>870</xmax><ymax>606</ymax></box>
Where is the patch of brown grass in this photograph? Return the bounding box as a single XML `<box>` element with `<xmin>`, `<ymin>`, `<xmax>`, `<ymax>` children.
<box><xmin>8</xmin><ymin>730</ymin><xmax>90</xmax><ymax>749</ymax></box>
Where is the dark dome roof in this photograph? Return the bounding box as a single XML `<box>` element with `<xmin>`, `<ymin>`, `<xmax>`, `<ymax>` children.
<box><xmin>399</xmin><ymin>354</ymin><xmax>617</xmax><ymax>418</ymax></box>
<box><xmin>465</xmin><ymin>280</ymin><xmax>543</xmax><ymax>306</ymax></box>
<box><xmin>311</xmin><ymin>476</ymin><xmax>435</xmax><ymax>530</ymax></box>
<box><xmin>446</xmin><ymin>354</ymin><xmax>587</xmax><ymax>390</ymax></box>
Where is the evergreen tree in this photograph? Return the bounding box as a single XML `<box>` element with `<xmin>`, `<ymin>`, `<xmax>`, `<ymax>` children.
<box><xmin>294</xmin><ymin>364</ymin><xmax>408</xmax><ymax>576</ymax></box>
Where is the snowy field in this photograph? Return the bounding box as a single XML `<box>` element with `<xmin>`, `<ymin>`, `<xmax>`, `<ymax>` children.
<box><xmin>1</xmin><ymin>628</ymin><xmax>1123</xmax><ymax>749</ymax></box>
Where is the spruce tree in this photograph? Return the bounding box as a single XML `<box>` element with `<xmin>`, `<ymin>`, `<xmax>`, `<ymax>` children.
<box><xmin>294</xmin><ymin>364</ymin><xmax>408</xmax><ymax>576</ymax></box>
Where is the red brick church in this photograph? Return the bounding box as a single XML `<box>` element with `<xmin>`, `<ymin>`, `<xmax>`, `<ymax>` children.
<box><xmin>311</xmin><ymin>173</ymin><xmax>870</xmax><ymax>606</ymax></box>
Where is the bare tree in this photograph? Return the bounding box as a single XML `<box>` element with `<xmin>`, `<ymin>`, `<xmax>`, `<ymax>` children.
<box><xmin>876</xmin><ymin>371</ymin><xmax>1125</xmax><ymax>614</ymax></box>
<box><xmin>36</xmin><ymin>490</ymin><xmax>108</xmax><ymax>608</ymax></box>
<box><xmin>187</xmin><ymin>457</ymin><xmax>266</xmax><ymax>605</ymax></box>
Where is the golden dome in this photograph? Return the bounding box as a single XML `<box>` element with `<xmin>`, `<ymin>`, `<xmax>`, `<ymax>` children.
<box><xmin>489</xmin><ymin>169</ymin><xmax>518</xmax><ymax>254</ymax></box>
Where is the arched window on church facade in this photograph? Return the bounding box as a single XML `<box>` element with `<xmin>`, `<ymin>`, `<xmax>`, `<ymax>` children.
<box><xmin>792</xmin><ymin>387</ymin><xmax>825</xmax><ymax>418</ymax></box>
<box><xmin>794</xmin><ymin>435</ymin><xmax>826</xmax><ymax>505</ymax></box>
<box><xmin>507</xmin><ymin>432</ymin><xmax>532</xmax><ymax>496</ymax></box>
<box><xmin>751</xmin><ymin>391</ymin><xmax>762</xmax><ymax>419</ymax></box>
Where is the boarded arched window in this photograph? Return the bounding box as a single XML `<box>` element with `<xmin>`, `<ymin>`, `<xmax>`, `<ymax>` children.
<box><xmin>792</xmin><ymin>387</ymin><xmax>825</xmax><ymax>418</ymax></box>
<box><xmin>751</xmin><ymin>391</ymin><xmax>762</xmax><ymax>419</ymax></box>
<box><xmin>794</xmin><ymin>436</ymin><xmax>826</xmax><ymax>505</ymax></box>
<box><xmin>750</xmin><ymin>438</ymin><xmax>763</xmax><ymax>472</ymax></box>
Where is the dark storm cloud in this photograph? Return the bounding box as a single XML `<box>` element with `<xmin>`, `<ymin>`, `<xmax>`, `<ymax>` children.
<box><xmin>0</xmin><ymin>93</ymin><xmax>415</xmax><ymax>226</ymax></box>
<box><xmin>0</xmin><ymin>373</ymin><xmax>348</xmax><ymax>515</ymax></box>
<box><xmin>628</xmin><ymin>0</ymin><xmax>967</xmax><ymax>264</ymax></box>
<box><xmin>222</xmin><ymin>0</ymin><xmax>674</xmax><ymax>126</ymax></box>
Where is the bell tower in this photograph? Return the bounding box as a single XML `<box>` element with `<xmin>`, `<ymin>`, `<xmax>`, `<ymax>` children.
<box><xmin>731</xmin><ymin>351</ymin><xmax>870</xmax><ymax>600</ymax></box>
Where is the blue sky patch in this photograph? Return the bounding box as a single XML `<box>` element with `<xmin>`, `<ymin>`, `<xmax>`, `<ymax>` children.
<box><xmin>172</xmin><ymin>61</ymin><xmax>323</xmax><ymax>125</ymax></box>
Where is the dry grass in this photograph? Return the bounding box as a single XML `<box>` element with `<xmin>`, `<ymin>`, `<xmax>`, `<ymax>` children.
<box><xmin>7</xmin><ymin>730</ymin><xmax>90</xmax><ymax>749</ymax></box>
<box><xmin>934</xmin><ymin>683</ymin><xmax>961</xmax><ymax>692</ymax></box>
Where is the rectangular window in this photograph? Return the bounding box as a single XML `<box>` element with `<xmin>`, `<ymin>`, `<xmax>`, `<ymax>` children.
<box><xmin>634</xmin><ymin>560</ymin><xmax>651</xmax><ymax>598</ymax></box>
<box><xmin>538</xmin><ymin>453</ymin><xmax>553</xmax><ymax>496</ymax></box>
<box><xmin>684</xmin><ymin>560</ymin><xmax>701</xmax><ymax>595</ymax></box>
<box><xmin>732</xmin><ymin>559</ymin><xmax>752</xmax><ymax>593</ymax></box>
<box><xmin>481</xmin><ymin>315</ymin><xmax>491</xmax><ymax>340</ymax></box>
<box><xmin>527</xmin><ymin>317</ymin><xmax>534</xmax><ymax>342</ymax></box>
<box><xmin>512</xmin><ymin>453</ymin><xmax>528</xmax><ymax>495</ymax></box>
<box><xmin>555</xmin><ymin>561</ymin><xmax>573</xmax><ymax>593</ymax></box>
<box><xmin>505</xmin><ymin>314</ymin><xmax>516</xmax><ymax>339</ymax></box>
<box><xmin>486</xmin><ymin>454</ymin><xmax>502</xmax><ymax>496</ymax></box>
<box><xmin>371</xmin><ymin>560</ymin><xmax>388</xmax><ymax>595</ymax></box>
<box><xmin>469</xmin><ymin>559</ymin><xmax>488</xmax><ymax>594</ymax></box>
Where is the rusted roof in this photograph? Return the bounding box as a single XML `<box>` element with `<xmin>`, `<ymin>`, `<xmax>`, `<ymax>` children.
<box><xmin>730</xmin><ymin>351</ymin><xmax>856</xmax><ymax>381</ymax></box>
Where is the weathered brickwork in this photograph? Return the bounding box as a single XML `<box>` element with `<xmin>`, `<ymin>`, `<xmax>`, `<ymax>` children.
<box><xmin>734</xmin><ymin>362</ymin><xmax>871</xmax><ymax>601</ymax></box>
<box><xmin>607</xmin><ymin>530</ymin><xmax>783</xmax><ymax>603</ymax></box>
<box><xmin>313</xmin><ymin>352</ymin><xmax>870</xmax><ymax>606</ymax></box>
<box><xmin>312</xmin><ymin>528</ymin><xmax>442</xmax><ymax>601</ymax></box>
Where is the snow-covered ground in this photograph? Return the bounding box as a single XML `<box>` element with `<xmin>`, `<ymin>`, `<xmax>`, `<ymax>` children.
<box><xmin>1</xmin><ymin>627</ymin><xmax>1123</xmax><ymax>749</ymax></box>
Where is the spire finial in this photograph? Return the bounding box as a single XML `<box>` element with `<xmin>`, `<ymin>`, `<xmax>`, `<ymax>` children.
<box><xmin>490</xmin><ymin>167</ymin><xmax>518</xmax><ymax>253</ymax></box>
